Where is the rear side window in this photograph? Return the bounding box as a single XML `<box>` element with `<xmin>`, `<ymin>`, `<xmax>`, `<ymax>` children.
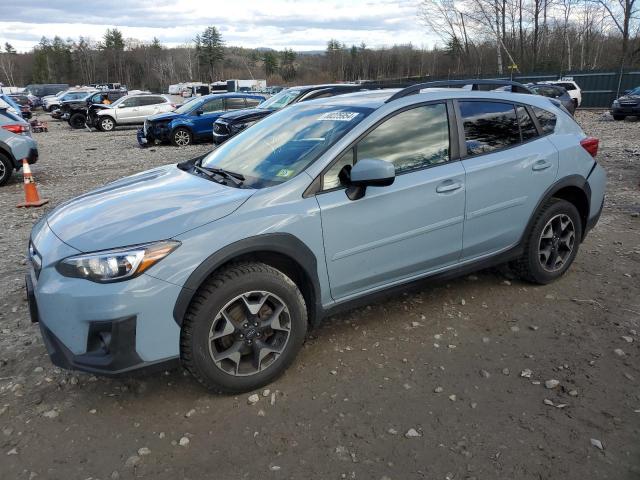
<box><xmin>532</xmin><ymin>107</ymin><xmax>557</xmax><ymax>135</ymax></box>
<box><xmin>459</xmin><ymin>101</ymin><xmax>520</xmax><ymax>156</ymax></box>
<box><xmin>138</xmin><ymin>96</ymin><xmax>165</xmax><ymax>106</ymax></box>
<box><xmin>517</xmin><ymin>106</ymin><xmax>538</xmax><ymax>141</ymax></box>
<box><xmin>225</xmin><ymin>98</ymin><xmax>246</xmax><ymax>110</ymax></box>
<box><xmin>245</xmin><ymin>98</ymin><xmax>262</xmax><ymax>107</ymax></box>
<box><xmin>558</xmin><ymin>82</ymin><xmax>576</xmax><ymax>91</ymax></box>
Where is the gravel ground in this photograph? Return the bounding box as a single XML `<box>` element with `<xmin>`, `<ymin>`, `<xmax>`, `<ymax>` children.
<box><xmin>0</xmin><ymin>111</ymin><xmax>638</xmax><ymax>480</ymax></box>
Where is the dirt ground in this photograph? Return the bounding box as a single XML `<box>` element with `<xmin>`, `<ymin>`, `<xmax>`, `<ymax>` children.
<box><xmin>0</xmin><ymin>110</ymin><xmax>638</xmax><ymax>480</ymax></box>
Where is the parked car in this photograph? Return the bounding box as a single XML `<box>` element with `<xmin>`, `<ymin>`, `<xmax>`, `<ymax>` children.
<box><xmin>527</xmin><ymin>83</ymin><xmax>576</xmax><ymax>115</ymax></box>
<box><xmin>0</xmin><ymin>107</ymin><xmax>38</xmax><ymax>186</ymax></box>
<box><xmin>23</xmin><ymin>83</ymin><xmax>69</xmax><ymax>98</ymax></box>
<box><xmin>60</xmin><ymin>89</ymin><xmax>128</xmax><ymax>129</ymax></box>
<box><xmin>26</xmin><ymin>80</ymin><xmax>605</xmax><ymax>393</ymax></box>
<box><xmin>541</xmin><ymin>79</ymin><xmax>582</xmax><ymax>108</ymax></box>
<box><xmin>610</xmin><ymin>86</ymin><xmax>640</xmax><ymax>120</ymax></box>
<box><xmin>9</xmin><ymin>94</ymin><xmax>34</xmax><ymax>119</ymax></box>
<box><xmin>0</xmin><ymin>94</ymin><xmax>28</xmax><ymax>118</ymax></box>
<box><xmin>95</xmin><ymin>94</ymin><xmax>176</xmax><ymax>131</ymax></box>
<box><xmin>212</xmin><ymin>84</ymin><xmax>370</xmax><ymax>144</ymax></box>
<box><xmin>138</xmin><ymin>93</ymin><xmax>265</xmax><ymax>147</ymax></box>
<box><xmin>44</xmin><ymin>89</ymin><xmax>97</xmax><ymax>112</ymax></box>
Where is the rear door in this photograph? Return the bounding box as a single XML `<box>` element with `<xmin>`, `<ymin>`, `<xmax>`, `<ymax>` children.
<box><xmin>458</xmin><ymin>100</ymin><xmax>559</xmax><ymax>260</ymax></box>
<box><xmin>136</xmin><ymin>96</ymin><xmax>168</xmax><ymax>121</ymax></box>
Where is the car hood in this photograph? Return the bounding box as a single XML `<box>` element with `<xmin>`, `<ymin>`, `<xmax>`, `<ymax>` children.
<box><xmin>618</xmin><ymin>94</ymin><xmax>639</xmax><ymax>102</ymax></box>
<box><xmin>148</xmin><ymin>111</ymin><xmax>182</xmax><ymax>123</ymax></box>
<box><xmin>218</xmin><ymin>108</ymin><xmax>272</xmax><ymax>123</ymax></box>
<box><xmin>46</xmin><ymin>164</ymin><xmax>255</xmax><ymax>252</ymax></box>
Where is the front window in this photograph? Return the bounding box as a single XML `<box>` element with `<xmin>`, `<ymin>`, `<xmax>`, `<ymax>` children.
<box><xmin>174</xmin><ymin>97</ymin><xmax>201</xmax><ymax>114</ymax></box>
<box><xmin>200</xmin><ymin>104</ymin><xmax>372</xmax><ymax>188</ymax></box>
<box><xmin>257</xmin><ymin>89</ymin><xmax>301</xmax><ymax>110</ymax></box>
<box><xmin>322</xmin><ymin>103</ymin><xmax>450</xmax><ymax>190</ymax></box>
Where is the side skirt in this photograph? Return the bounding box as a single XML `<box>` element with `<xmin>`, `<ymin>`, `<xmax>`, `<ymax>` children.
<box><xmin>320</xmin><ymin>244</ymin><xmax>523</xmax><ymax>321</ymax></box>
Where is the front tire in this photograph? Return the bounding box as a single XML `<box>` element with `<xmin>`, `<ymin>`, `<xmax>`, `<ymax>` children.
<box><xmin>98</xmin><ymin>116</ymin><xmax>116</xmax><ymax>132</ymax></box>
<box><xmin>511</xmin><ymin>199</ymin><xmax>582</xmax><ymax>284</ymax></box>
<box><xmin>69</xmin><ymin>112</ymin><xmax>86</xmax><ymax>129</ymax></box>
<box><xmin>181</xmin><ymin>262</ymin><xmax>308</xmax><ymax>393</ymax></box>
<box><xmin>613</xmin><ymin>114</ymin><xmax>625</xmax><ymax>121</ymax></box>
<box><xmin>171</xmin><ymin>127</ymin><xmax>192</xmax><ymax>147</ymax></box>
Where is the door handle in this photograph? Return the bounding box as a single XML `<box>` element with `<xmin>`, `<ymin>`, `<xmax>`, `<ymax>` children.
<box><xmin>436</xmin><ymin>180</ymin><xmax>462</xmax><ymax>193</ymax></box>
<box><xmin>532</xmin><ymin>160</ymin><xmax>552</xmax><ymax>171</ymax></box>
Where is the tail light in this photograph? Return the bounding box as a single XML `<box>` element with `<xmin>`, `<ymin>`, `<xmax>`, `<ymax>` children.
<box><xmin>580</xmin><ymin>137</ymin><xmax>599</xmax><ymax>158</ymax></box>
<box><xmin>2</xmin><ymin>124</ymin><xmax>30</xmax><ymax>134</ymax></box>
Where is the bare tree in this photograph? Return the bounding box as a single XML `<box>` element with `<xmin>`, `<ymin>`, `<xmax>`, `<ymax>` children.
<box><xmin>597</xmin><ymin>0</ymin><xmax>639</xmax><ymax>65</ymax></box>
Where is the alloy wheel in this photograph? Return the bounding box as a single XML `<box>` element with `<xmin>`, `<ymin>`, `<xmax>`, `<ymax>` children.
<box><xmin>208</xmin><ymin>291</ymin><xmax>291</xmax><ymax>376</ymax></box>
<box><xmin>174</xmin><ymin>130</ymin><xmax>191</xmax><ymax>146</ymax></box>
<box><xmin>0</xmin><ymin>161</ymin><xmax>6</xmax><ymax>182</ymax></box>
<box><xmin>538</xmin><ymin>214</ymin><xmax>575</xmax><ymax>272</ymax></box>
<box><xmin>101</xmin><ymin>118</ymin><xmax>114</xmax><ymax>131</ymax></box>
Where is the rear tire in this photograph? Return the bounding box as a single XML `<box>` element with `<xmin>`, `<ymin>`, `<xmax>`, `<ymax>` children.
<box><xmin>511</xmin><ymin>198</ymin><xmax>582</xmax><ymax>284</ymax></box>
<box><xmin>69</xmin><ymin>112</ymin><xmax>86</xmax><ymax>129</ymax></box>
<box><xmin>613</xmin><ymin>114</ymin><xmax>625</xmax><ymax>121</ymax></box>
<box><xmin>171</xmin><ymin>127</ymin><xmax>192</xmax><ymax>147</ymax></box>
<box><xmin>0</xmin><ymin>153</ymin><xmax>13</xmax><ymax>186</ymax></box>
<box><xmin>181</xmin><ymin>262</ymin><xmax>307</xmax><ymax>393</ymax></box>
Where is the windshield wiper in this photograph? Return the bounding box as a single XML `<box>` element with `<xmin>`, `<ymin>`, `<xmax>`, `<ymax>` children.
<box><xmin>193</xmin><ymin>163</ymin><xmax>244</xmax><ymax>187</ymax></box>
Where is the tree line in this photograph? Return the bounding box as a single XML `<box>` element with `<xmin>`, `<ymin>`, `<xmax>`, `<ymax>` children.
<box><xmin>0</xmin><ymin>1</ymin><xmax>637</xmax><ymax>92</ymax></box>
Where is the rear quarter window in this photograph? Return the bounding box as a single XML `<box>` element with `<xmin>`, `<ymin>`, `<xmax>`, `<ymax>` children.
<box><xmin>532</xmin><ymin>106</ymin><xmax>557</xmax><ymax>135</ymax></box>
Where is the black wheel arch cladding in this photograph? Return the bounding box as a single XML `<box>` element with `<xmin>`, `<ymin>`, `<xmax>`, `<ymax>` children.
<box><xmin>173</xmin><ymin>233</ymin><xmax>322</xmax><ymax>328</ymax></box>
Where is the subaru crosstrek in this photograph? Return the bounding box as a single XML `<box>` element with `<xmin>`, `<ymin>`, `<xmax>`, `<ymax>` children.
<box><xmin>27</xmin><ymin>81</ymin><xmax>606</xmax><ymax>393</ymax></box>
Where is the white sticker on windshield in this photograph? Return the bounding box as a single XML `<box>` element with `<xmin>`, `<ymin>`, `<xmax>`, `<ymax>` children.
<box><xmin>318</xmin><ymin>111</ymin><xmax>360</xmax><ymax>122</ymax></box>
<box><xmin>276</xmin><ymin>168</ymin><xmax>295</xmax><ymax>178</ymax></box>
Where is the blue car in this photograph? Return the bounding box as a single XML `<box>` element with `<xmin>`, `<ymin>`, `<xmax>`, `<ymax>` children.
<box><xmin>138</xmin><ymin>93</ymin><xmax>265</xmax><ymax>147</ymax></box>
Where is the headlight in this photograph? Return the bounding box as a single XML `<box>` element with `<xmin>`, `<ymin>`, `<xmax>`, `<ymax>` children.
<box><xmin>56</xmin><ymin>240</ymin><xmax>180</xmax><ymax>283</ymax></box>
<box><xmin>612</xmin><ymin>100</ymin><xmax>620</xmax><ymax>107</ymax></box>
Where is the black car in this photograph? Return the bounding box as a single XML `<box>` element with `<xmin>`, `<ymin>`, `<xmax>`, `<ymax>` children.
<box><xmin>212</xmin><ymin>84</ymin><xmax>371</xmax><ymax>144</ymax></box>
<box><xmin>611</xmin><ymin>86</ymin><xmax>640</xmax><ymax>120</ymax></box>
<box><xmin>526</xmin><ymin>83</ymin><xmax>575</xmax><ymax>115</ymax></box>
<box><xmin>60</xmin><ymin>90</ymin><xmax>128</xmax><ymax>129</ymax></box>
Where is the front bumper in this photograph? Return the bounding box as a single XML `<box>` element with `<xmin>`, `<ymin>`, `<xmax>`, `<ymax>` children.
<box><xmin>28</xmin><ymin>222</ymin><xmax>184</xmax><ymax>376</ymax></box>
<box><xmin>611</xmin><ymin>105</ymin><xmax>640</xmax><ymax>116</ymax></box>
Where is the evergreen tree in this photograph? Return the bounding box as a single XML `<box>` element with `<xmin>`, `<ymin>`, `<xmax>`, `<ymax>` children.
<box><xmin>279</xmin><ymin>49</ymin><xmax>296</xmax><ymax>81</ymax></box>
<box><xmin>196</xmin><ymin>26</ymin><xmax>224</xmax><ymax>81</ymax></box>
<box><xmin>263</xmin><ymin>51</ymin><xmax>278</xmax><ymax>76</ymax></box>
<box><xmin>4</xmin><ymin>43</ymin><xmax>16</xmax><ymax>54</ymax></box>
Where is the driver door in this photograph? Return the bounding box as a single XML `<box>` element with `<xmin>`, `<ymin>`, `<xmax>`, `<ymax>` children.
<box><xmin>315</xmin><ymin>102</ymin><xmax>466</xmax><ymax>300</ymax></box>
<box><xmin>193</xmin><ymin>98</ymin><xmax>224</xmax><ymax>138</ymax></box>
<box><xmin>114</xmin><ymin>97</ymin><xmax>140</xmax><ymax>124</ymax></box>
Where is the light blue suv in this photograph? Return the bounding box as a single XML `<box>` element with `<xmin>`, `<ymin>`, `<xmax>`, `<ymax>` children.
<box><xmin>27</xmin><ymin>80</ymin><xmax>606</xmax><ymax>392</ymax></box>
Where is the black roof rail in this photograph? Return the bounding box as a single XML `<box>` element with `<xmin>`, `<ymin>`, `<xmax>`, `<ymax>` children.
<box><xmin>384</xmin><ymin>79</ymin><xmax>533</xmax><ymax>103</ymax></box>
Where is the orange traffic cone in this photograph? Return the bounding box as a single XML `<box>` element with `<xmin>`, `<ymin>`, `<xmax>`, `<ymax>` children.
<box><xmin>16</xmin><ymin>159</ymin><xmax>48</xmax><ymax>208</ymax></box>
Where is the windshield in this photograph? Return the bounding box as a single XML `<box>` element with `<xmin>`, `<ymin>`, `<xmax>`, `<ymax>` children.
<box><xmin>627</xmin><ymin>86</ymin><xmax>640</xmax><ymax>96</ymax></box>
<box><xmin>174</xmin><ymin>97</ymin><xmax>202</xmax><ymax>114</ymax></box>
<box><xmin>201</xmin><ymin>104</ymin><xmax>372</xmax><ymax>188</ymax></box>
<box><xmin>257</xmin><ymin>89</ymin><xmax>301</xmax><ymax>110</ymax></box>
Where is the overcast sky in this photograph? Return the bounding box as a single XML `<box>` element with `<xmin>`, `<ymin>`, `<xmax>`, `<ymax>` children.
<box><xmin>0</xmin><ymin>0</ymin><xmax>434</xmax><ymax>53</ymax></box>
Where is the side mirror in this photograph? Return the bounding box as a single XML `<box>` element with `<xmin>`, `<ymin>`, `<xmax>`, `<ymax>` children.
<box><xmin>345</xmin><ymin>158</ymin><xmax>395</xmax><ymax>201</ymax></box>
<box><xmin>195</xmin><ymin>109</ymin><xmax>204</xmax><ymax>116</ymax></box>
